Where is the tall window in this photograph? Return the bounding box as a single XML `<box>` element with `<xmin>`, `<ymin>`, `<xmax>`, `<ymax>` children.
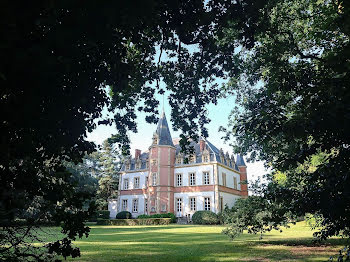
<box><xmin>152</xmin><ymin>173</ymin><xmax>157</xmax><ymax>186</ymax></box>
<box><xmin>146</xmin><ymin>176</ymin><xmax>149</xmax><ymax>186</ymax></box>
<box><xmin>220</xmin><ymin>197</ymin><xmax>224</xmax><ymax>211</ymax></box>
<box><xmin>122</xmin><ymin>199</ymin><xmax>128</xmax><ymax>211</ymax></box>
<box><xmin>134</xmin><ymin>177</ymin><xmax>140</xmax><ymax>189</ymax></box>
<box><xmin>152</xmin><ymin>159</ymin><xmax>157</xmax><ymax>166</ymax></box>
<box><xmin>132</xmin><ymin>199</ymin><xmax>138</xmax><ymax>213</ymax></box>
<box><xmin>222</xmin><ymin>173</ymin><xmax>227</xmax><ymax>187</ymax></box>
<box><xmin>203</xmin><ymin>172</ymin><xmax>210</xmax><ymax>185</ymax></box>
<box><xmin>176</xmin><ymin>198</ymin><xmax>182</xmax><ymax>213</ymax></box>
<box><xmin>190</xmin><ymin>197</ymin><xmax>196</xmax><ymax>211</ymax></box>
<box><xmin>204</xmin><ymin>197</ymin><xmax>211</xmax><ymax>211</ymax></box>
<box><xmin>145</xmin><ymin>199</ymin><xmax>148</xmax><ymax>213</ymax></box>
<box><xmin>176</xmin><ymin>174</ymin><xmax>182</xmax><ymax>187</ymax></box>
<box><xmin>123</xmin><ymin>179</ymin><xmax>129</xmax><ymax>190</ymax></box>
<box><xmin>233</xmin><ymin>177</ymin><xmax>238</xmax><ymax>189</ymax></box>
<box><xmin>189</xmin><ymin>173</ymin><xmax>196</xmax><ymax>186</ymax></box>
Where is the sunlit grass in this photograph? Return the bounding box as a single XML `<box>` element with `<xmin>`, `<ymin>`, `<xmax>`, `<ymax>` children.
<box><xmin>38</xmin><ymin>222</ymin><xmax>346</xmax><ymax>261</ymax></box>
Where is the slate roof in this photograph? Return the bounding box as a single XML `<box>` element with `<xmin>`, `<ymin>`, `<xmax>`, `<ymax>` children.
<box><xmin>173</xmin><ymin>138</ymin><xmax>240</xmax><ymax>171</ymax></box>
<box><xmin>236</xmin><ymin>154</ymin><xmax>246</xmax><ymax>166</ymax></box>
<box><xmin>155</xmin><ymin>112</ymin><xmax>174</xmax><ymax>146</ymax></box>
<box><xmin>120</xmin><ymin>112</ymin><xmax>242</xmax><ymax>172</ymax></box>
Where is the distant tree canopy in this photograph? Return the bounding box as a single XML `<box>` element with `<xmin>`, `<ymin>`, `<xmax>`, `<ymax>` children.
<box><xmin>222</xmin><ymin>0</ymin><xmax>350</xmax><ymax>239</ymax></box>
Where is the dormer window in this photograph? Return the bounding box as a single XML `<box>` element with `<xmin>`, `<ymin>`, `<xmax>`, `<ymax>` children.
<box><xmin>136</xmin><ymin>160</ymin><xmax>141</xmax><ymax>170</ymax></box>
<box><xmin>152</xmin><ymin>133</ymin><xmax>158</xmax><ymax>145</ymax></box>
<box><xmin>176</xmin><ymin>155</ymin><xmax>182</xmax><ymax>165</ymax></box>
<box><xmin>190</xmin><ymin>154</ymin><xmax>196</xmax><ymax>164</ymax></box>
<box><xmin>203</xmin><ymin>155</ymin><xmax>209</xmax><ymax>162</ymax></box>
<box><xmin>202</xmin><ymin>149</ymin><xmax>209</xmax><ymax>163</ymax></box>
<box><xmin>125</xmin><ymin>162</ymin><xmax>130</xmax><ymax>170</ymax></box>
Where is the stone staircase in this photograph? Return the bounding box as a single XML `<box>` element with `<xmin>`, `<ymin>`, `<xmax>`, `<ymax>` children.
<box><xmin>176</xmin><ymin>217</ymin><xmax>191</xmax><ymax>224</ymax></box>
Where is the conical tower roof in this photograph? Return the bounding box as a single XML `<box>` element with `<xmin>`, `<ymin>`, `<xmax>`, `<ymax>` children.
<box><xmin>236</xmin><ymin>154</ymin><xmax>246</xmax><ymax>166</ymax></box>
<box><xmin>155</xmin><ymin>112</ymin><xmax>174</xmax><ymax>146</ymax></box>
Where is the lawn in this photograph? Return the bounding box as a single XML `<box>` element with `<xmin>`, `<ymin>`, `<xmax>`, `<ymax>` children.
<box><xmin>43</xmin><ymin>221</ymin><xmax>346</xmax><ymax>262</ymax></box>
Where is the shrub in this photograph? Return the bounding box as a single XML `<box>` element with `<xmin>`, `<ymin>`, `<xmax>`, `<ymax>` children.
<box><xmin>192</xmin><ymin>211</ymin><xmax>219</xmax><ymax>225</ymax></box>
<box><xmin>137</xmin><ymin>213</ymin><xmax>176</xmax><ymax>223</ymax></box>
<box><xmin>96</xmin><ymin>218</ymin><xmax>171</xmax><ymax>226</ymax></box>
<box><xmin>137</xmin><ymin>214</ymin><xmax>149</xmax><ymax>219</ymax></box>
<box><xmin>97</xmin><ymin>210</ymin><xmax>110</xmax><ymax>219</ymax></box>
<box><xmin>116</xmin><ymin>211</ymin><xmax>132</xmax><ymax>219</ymax></box>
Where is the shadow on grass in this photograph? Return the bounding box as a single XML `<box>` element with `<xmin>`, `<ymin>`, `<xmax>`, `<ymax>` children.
<box><xmin>63</xmin><ymin>225</ymin><xmax>349</xmax><ymax>262</ymax></box>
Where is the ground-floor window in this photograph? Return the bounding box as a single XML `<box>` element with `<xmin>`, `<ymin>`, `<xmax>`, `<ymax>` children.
<box><xmin>204</xmin><ymin>197</ymin><xmax>211</xmax><ymax>211</ymax></box>
<box><xmin>145</xmin><ymin>199</ymin><xmax>148</xmax><ymax>213</ymax></box>
<box><xmin>190</xmin><ymin>197</ymin><xmax>196</xmax><ymax>211</ymax></box>
<box><xmin>132</xmin><ymin>199</ymin><xmax>138</xmax><ymax>213</ymax></box>
<box><xmin>220</xmin><ymin>196</ymin><xmax>224</xmax><ymax>211</ymax></box>
<box><xmin>176</xmin><ymin>198</ymin><xmax>182</xmax><ymax>216</ymax></box>
<box><xmin>122</xmin><ymin>199</ymin><xmax>128</xmax><ymax>211</ymax></box>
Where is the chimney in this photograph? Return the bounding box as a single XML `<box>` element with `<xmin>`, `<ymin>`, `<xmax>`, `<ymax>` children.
<box><xmin>135</xmin><ymin>149</ymin><xmax>141</xmax><ymax>159</ymax></box>
<box><xmin>200</xmin><ymin>139</ymin><xmax>205</xmax><ymax>152</ymax></box>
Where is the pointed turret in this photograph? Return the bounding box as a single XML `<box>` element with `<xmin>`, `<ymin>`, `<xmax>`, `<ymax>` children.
<box><xmin>236</xmin><ymin>154</ymin><xmax>246</xmax><ymax>167</ymax></box>
<box><xmin>155</xmin><ymin>112</ymin><xmax>174</xmax><ymax>147</ymax></box>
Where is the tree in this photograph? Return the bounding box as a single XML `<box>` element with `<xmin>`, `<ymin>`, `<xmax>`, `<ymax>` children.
<box><xmin>1</xmin><ymin>1</ymin><xmax>239</xmax><ymax>260</ymax></box>
<box><xmin>221</xmin><ymin>0</ymin><xmax>350</xmax><ymax>239</ymax></box>
<box><xmin>95</xmin><ymin>140</ymin><xmax>119</xmax><ymax>210</ymax></box>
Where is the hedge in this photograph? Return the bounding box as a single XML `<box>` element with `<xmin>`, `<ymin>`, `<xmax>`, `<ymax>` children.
<box><xmin>96</xmin><ymin>218</ymin><xmax>172</xmax><ymax>226</ymax></box>
<box><xmin>97</xmin><ymin>210</ymin><xmax>110</xmax><ymax>219</ymax></box>
<box><xmin>192</xmin><ymin>211</ymin><xmax>219</xmax><ymax>225</ymax></box>
<box><xmin>88</xmin><ymin>210</ymin><xmax>111</xmax><ymax>221</ymax></box>
<box><xmin>116</xmin><ymin>211</ymin><xmax>132</xmax><ymax>219</ymax></box>
<box><xmin>137</xmin><ymin>213</ymin><xmax>176</xmax><ymax>223</ymax></box>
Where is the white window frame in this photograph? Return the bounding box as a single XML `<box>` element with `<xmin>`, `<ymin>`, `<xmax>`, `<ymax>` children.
<box><xmin>132</xmin><ymin>199</ymin><xmax>138</xmax><ymax>213</ymax></box>
<box><xmin>122</xmin><ymin>199</ymin><xmax>128</xmax><ymax>211</ymax></box>
<box><xmin>222</xmin><ymin>173</ymin><xmax>227</xmax><ymax>187</ymax></box>
<box><xmin>176</xmin><ymin>173</ymin><xmax>182</xmax><ymax>187</ymax></box>
<box><xmin>190</xmin><ymin>197</ymin><xmax>196</xmax><ymax>211</ymax></box>
<box><xmin>145</xmin><ymin>199</ymin><xmax>148</xmax><ymax>213</ymax></box>
<box><xmin>204</xmin><ymin>197</ymin><xmax>211</xmax><ymax>211</ymax></box>
<box><xmin>203</xmin><ymin>172</ymin><xmax>210</xmax><ymax>185</ymax></box>
<box><xmin>123</xmin><ymin>178</ymin><xmax>129</xmax><ymax>190</ymax></box>
<box><xmin>134</xmin><ymin>177</ymin><xmax>140</xmax><ymax>189</ymax></box>
<box><xmin>176</xmin><ymin>198</ymin><xmax>182</xmax><ymax>215</ymax></box>
<box><xmin>234</xmin><ymin>177</ymin><xmax>238</xmax><ymax>189</ymax></box>
<box><xmin>189</xmin><ymin>173</ymin><xmax>196</xmax><ymax>186</ymax></box>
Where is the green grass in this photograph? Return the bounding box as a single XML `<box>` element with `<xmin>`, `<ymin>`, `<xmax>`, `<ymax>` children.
<box><xmin>41</xmin><ymin>222</ymin><xmax>347</xmax><ymax>262</ymax></box>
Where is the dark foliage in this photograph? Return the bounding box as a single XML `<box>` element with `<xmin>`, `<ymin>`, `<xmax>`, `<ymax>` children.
<box><xmin>192</xmin><ymin>211</ymin><xmax>219</xmax><ymax>225</ymax></box>
<box><xmin>116</xmin><ymin>211</ymin><xmax>132</xmax><ymax>219</ymax></box>
<box><xmin>0</xmin><ymin>0</ymin><xmax>240</xmax><ymax>260</ymax></box>
<box><xmin>220</xmin><ymin>0</ymin><xmax>350</xmax><ymax>240</ymax></box>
